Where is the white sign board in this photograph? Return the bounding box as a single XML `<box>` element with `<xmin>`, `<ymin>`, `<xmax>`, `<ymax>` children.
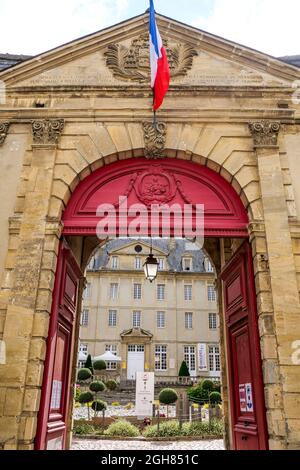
<box><xmin>135</xmin><ymin>372</ymin><xmax>155</xmax><ymax>418</ymax></box>
<box><xmin>198</xmin><ymin>344</ymin><xmax>208</xmax><ymax>371</ymax></box>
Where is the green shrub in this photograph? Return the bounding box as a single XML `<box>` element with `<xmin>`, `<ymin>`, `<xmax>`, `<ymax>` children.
<box><xmin>183</xmin><ymin>420</ymin><xmax>224</xmax><ymax>438</ymax></box>
<box><xmin>77</xmin><ymin>368</ymin><xmax>92</xmax><ymax>382</ymax></box>
<box><xmin>84</xmin><ymin>354</ymin><xmax>94</xmax><ymax>373</ymax></box>
<box><xmin>106</xmin><ymin>380</ymin><xmax>118</xmax><ymax>391</ymax></box>
<box><xmin>159</xmin><ymin>388</ymin><xmax>178</xmax><ymax>405</ymax></box>
<box><xmin>89</xmin><ymin>381</ymin><xmax>105</xmax><ymax>393</ymax></box>
<box><xmin>143</xmin><ymin>421</ymin><xmax>180</xmax><ymax>438</ymax></box>
<box><xmin>78</xmin><ymin>391</ymin><xmax>94</xmax><ymax>405</ymax></box>
<box><xmin>91</xmin><ymin>400</ymin><xmax>107</xmax><ymax>412</ymax></box>
<box><xmin>178</xmin><ymin>361</ymin><xmax>190</xmax><ymax>377</ymax></box>
<box><xmin>93</xmin><ymin>360</ymin><xmax>106</xmax><ymax>371</ymax></box>
<box><xmin>73</xmin><ymin>421</ymin><xmax>95</xmax><ymax>436</ymax></box>
<box><xmin>187</xmin><ymin>384</ymin><xmax>209</xmax><ymax>404</ymax></box>
<box><xmin>75</xmin><ymin>385</ymin><xmax>81</xmax><ymax>402</ymax></box>
<box><xmin>213</xmin><ymin>382</ymin><xmax>221</xmax><ymax>393</ymax></box>
<box><xmin>104</xmin><ymin>420</ymin><xmax>140</xmax><ymax>437</ymax></box>
<box><xmin>209</xmin><ymin>391</ymin><xmax>222</xmax><ymax>405</ymax></box>
<box><xmin>201</xmin><ymin>379</ymin><xmax>215</xmax><ymax>393</ymax></box>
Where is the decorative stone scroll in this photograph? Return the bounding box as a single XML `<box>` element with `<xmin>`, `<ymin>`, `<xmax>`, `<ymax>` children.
<box><xmin>31</xmin><ymin>119</ymin><xmax>65</xmax><ymax>145</ymax></box>
<box><xmin>142</xmin><ymin>121</ymin><xmax>167</xmax><ymax>159</ymax></box>
<box><xmin>105</xmin><ymin>34</ymin><xmax>198</xmax><ymax>82</ymax></box>
<box><xmin>0</xmin><ymin>122</ymin><xmax>10</xmax><ymax>146</ymax></box>
<box><xmin>249</xmin><ymin>121</ymin><xmax>281</xmax><ymax>148</ymax></box>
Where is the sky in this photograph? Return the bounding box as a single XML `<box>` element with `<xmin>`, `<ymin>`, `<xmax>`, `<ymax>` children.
<box><xmin>0</xmin><ymin>0</ymin><xmax>299</xmax><ymax>57</ymax></box>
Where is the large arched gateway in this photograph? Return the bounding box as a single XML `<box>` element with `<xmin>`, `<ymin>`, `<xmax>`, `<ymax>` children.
<box><xmin>34</xmin><ymin>156</ymin><xmax>268</xmax><ymax>450</ymax></box>
<box><xmin>0</xmin><ymin>12</ymin><xmax>300</xmax><ymax>451</ymax></box>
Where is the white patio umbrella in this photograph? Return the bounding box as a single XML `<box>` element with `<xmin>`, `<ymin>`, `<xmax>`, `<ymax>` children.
<box><xmin>78</xmin><ymin>351</ymin><xmax>88</xmax><ymax>362</ymax></box>
<box><xmin>93</xmin><ymin>351</ymin><xmax>122</xmax><ymax>362</ymax></box>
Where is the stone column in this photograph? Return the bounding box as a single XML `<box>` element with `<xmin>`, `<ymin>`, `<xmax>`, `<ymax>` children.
<box><xmin>249</xmin><ymin>121</ymin><xmax>300</xmax><ymax>450</ymax></box>
<box><xmin>0</xmin><ymin>119</ymin><xmax>64</xmax><ymax>450</ymax></box>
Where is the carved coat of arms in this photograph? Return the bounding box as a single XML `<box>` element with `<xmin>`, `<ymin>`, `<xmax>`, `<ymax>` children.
<box><xmin>105</xmin><ymin>34</ymin><xmax>197</xmax><ymax>82</ymax></box>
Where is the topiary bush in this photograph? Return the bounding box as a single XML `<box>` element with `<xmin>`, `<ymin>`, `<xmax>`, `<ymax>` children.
<box><xmin>213</xmin><ymin>382</ymin><xmax>221</xmax><ymax>393</ymax></box>
<box><xmin>77</xmin><ymin>368</ymin><xmax>92</xmax><ymax>382</ymax></box>
<box><xmin>78</xmin><ymin>391</ymin><xmax>94</xmax><ymax>405</ymax></box>
<box><xmin>84</xmin><ymin>354</ymin><xmax>94</xmax><ymax>373</ymax></box>
<box><xmin>91</xmin><ymin>400</ymin><xmax>107</xmax><ymax>412</ymax></box>
<box><xmin>159</xmin><ymin>388</ymin><xmax>178</xmax><ymax>405</ymax></box>
<box><xmin>209</xmin><ymin>391</ymin><xmax>222</xmax><ymax>406</ymax></box>
<box><xmin>187</xmin><ymin>384</ymin><xmax>209</xmax><ymax>404</ymax></box>
<box><xmin>106</xmin><ymin>380</ymin><xmax>118</xmax><ymax>391</ymax></box>
<box><xmin>178</xmin><ymin>361</ymin><xmax>190</xmax><ymax>377</ymax></box>
<box><xmin>104</xmin><ymin>420</ymin><xmax>140</xmax><ymax>438</ymax></box>
<box><xmin>93</xmin><ymin>360</ymin><xmax>106</xmax><ymax>371</ymax></box>
<box><xmin>201</xmin><ymin>379</ymin><xmax>215</xmax><ymax>393</ymax></box>
<box><xmin>89</xmin><ymin>381</ymin><xmax>105</xmax><ymax>393</ymax></box>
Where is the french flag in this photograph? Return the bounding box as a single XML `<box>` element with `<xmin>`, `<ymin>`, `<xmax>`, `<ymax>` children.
<box><xmin>149</xmin><ymin>0</ymin><xmax>170</xmax><ymax>111</ymax></box>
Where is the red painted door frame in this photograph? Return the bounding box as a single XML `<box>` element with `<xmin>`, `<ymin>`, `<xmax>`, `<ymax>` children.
<box><xmin>221</xmin><ymin>241</ymin><xmax>268</xmax><ymax>450</ymax></box>
<box><xmin>35</xmin><ymin>240</ymin><xmax>82</xmax><ymax>450</ymax></box>
<box><xmin>35</xmin><ymin>158</ymin><xmax>268</xmax><ymax>450</ymax></box>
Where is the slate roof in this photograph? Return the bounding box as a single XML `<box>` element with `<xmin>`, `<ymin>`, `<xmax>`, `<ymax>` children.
<box><xmin>89</xmin><ymin>238</ymin><xmax>208</xmax><ymax>273</ymax></box>
<box><xmin>0</xmin><ymin>53</ymin><xmax>32</xmax><ymax>71</ymax></box>
<box><xmin>280</xmin><ymin>55</ymin><xmax>300</xmax><ymax>68</ymax></box>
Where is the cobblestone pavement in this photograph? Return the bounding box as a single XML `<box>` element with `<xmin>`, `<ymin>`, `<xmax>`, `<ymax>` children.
<box><xmin>72</xmin><ymin>439</ymin><xmax>225</xmax><ymax>451</ymax></box>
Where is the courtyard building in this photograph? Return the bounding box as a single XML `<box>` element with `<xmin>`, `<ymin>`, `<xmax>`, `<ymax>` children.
<box><xmin>78</xmin><ymin>238</ymin><xmax>220</xmax><ymax>382</ymax></box>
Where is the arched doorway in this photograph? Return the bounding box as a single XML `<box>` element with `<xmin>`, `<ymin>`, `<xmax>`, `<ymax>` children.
<box><xmin>35</xmin><ymin>157</ymin><xmax>268</xmax><ymax>450</ymax></box>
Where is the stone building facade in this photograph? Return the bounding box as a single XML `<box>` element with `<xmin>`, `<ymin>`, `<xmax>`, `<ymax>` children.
<box><xmin>79</xmin><ymin>238</ymin><xmax>220</xmax><ymax>381</ymax></box>
<box><xmin>0</xmin><ymin>12</ymin><xmax>299</xmax><ymax>450</ymax></box>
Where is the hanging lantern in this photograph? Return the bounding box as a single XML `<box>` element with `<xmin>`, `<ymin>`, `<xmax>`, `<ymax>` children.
<box><xmin>144</xmin><ymin>245</ymin><xmax>159</xmax><ymax>283</ymax></box>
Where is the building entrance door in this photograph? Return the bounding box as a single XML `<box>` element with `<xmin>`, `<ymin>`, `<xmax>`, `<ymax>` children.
<box><xmin>221</xmin><ymin>241</ymin><xmax>268</xmax><ymax>450</ymax></box>
<box><xmin>127</xmin><ymin>345</ymin><xmax>145</xmax><ymax>380</ymax></box>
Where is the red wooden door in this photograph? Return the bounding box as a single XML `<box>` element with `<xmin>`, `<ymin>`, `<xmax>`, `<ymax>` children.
<box><xmin>221</xmin><ymin>241</ymin><xmax>268</xmax><ymax>450</ymax></box>
<box><xmin>35</xmin><ymin>240</ymin><xmax>82</xmax><ymax>450</ymax></box>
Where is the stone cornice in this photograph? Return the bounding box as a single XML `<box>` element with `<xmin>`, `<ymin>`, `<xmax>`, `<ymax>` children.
<box><xmin>0</xmin><ymin>121</ymin><xmax>10</xmax><ymax>146</ymax></box>
<box><xmin>249</xmin><ymin>120</ymin><xmax>281</xmax><ymax>148</ymax></box>
<box><xmin>31</xmin><ymin>119</ymin><xmax>65</xmax><ymax>145</ymax></box>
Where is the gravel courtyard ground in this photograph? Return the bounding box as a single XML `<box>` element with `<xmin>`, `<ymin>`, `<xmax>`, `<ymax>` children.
<box><xmin>71</xmin><ymin>439</ymin><xmax>225</xmax><ymax>451</ymax></box>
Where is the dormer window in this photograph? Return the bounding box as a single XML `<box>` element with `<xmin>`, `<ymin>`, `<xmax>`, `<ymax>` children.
<box><xmin>205</xmin><ymin>258</ymin><xmax>214</xmax><ymax>273</ymax></box>
<box><xmin>158</xmin><ymin>258</ymin><xmax>164</xmax><ymax>271</ymax></box>
<box><xmin>111</xmin><ymin>256</ymin><xmax>119</xmax><ymax>269</ymax></box>
<box><xmin>183</xmin><ymin>258</ymin><xmax>192</xmax><ymax>271</ymax></box>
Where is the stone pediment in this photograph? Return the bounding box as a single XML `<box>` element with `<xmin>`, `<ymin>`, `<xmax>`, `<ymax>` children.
<box><xmin>120</xmin><ymin>328</ymin><xmax>153</xmax><ymax>340</ymax></box>
<box><xmin>1</xmin><ymin>12</ymin><xmax>299</xmax><ymax>89</ymax></box>
<box><xmin>109</xmin><ymin>240</ymin><xmax>168</xmax><ymax>257</ymax></box>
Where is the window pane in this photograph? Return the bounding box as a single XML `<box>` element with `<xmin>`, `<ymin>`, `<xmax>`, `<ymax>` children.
<box><xmin>185</xmin><ymin>312</ymin><xmax>193</xmax><ymax>329</ymax></box>
<box><xmin>157</xmin><ymin>284</ymin><xmax>165</xmax><ymax>300</ymax></box>
<box><xmin>208</xmin><ymin>285</ymin><xmax>216</xmax><ymax>302</ymax></box>
<box><xmin>134</xmin><ymin>283</ymin><xmax>142</xmax><ymax>300</ymax></box>
<box><xmin>111</xmin><ymin>256</ymin><xmax>118</xmax><ymax>269</ymax></box>
<box><xmin>157</xmin><ymin>312</ymin><xmax>166</xmax><ymax>328</ymax></box>
<box><xmin>83</xmin><ymin>283</ymin><xmax>91</xmax><ymax>299</ymax></box>
<box><xmin>209</xmin><ymin>313</ymin><xmax>217</xmax><ymax>330</ymax></box>
<box><xmin>184</xmin><ymin>285</ymin><xmax>192</xmax><ymax>301</ymax></box>
<box><xmin>110</xmin><ymin>283</ymin><xmax>118</xmax><ymax>300</ymax></box>
<box><xmin>155</xmin><ymin>345</ymin><xmax>167</xmax><ymax>371</ymax></box>
<box><xmin>135</xmin><ymin>257</ymin><xmax>142</xmax><ymax>270</ymax></box>
<box><xmin>133</xmin><ymin>311</ymin><xmax>141</xmax><ymax>328</ymax></box>
<box><xmin>108</xmin><ymin>310</ymin><xmax>117</xmax><ymax>327</ymax></box>
<box><xmin>184</xmin><ymin>346</ymin><xmax>196</xmax><ymax>372</ymax></box>
<box><xmin>81</xmin><ymin>309</ymin><xmax>89</xmax><ymax>326</ymax></box>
